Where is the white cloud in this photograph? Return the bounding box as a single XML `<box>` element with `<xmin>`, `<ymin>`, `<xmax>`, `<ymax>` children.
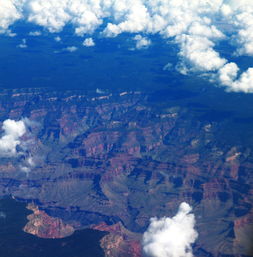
<box><xmin>29</xmin><ymin>30</ymin><xmax>42</xmax><ymax>36</ymax></box>
<box><xmin>96</xmin><ymin>88</ymin><xmax>106</xmax><ymax>94</ymax></box>
<box><xmin>17</xmin><ymin>38</ymin><xmax>27</xmax><ymax>48</ymax></box>
<box><xmin>6</xmin><ymin>30</ymin><xmax>16</xmax><ymax>37</ymax></box>
<box><xmin>0</xmin><ymin>118</ymin><xmax>39</xmax><ymax>174</ymax></box>
<box><xmin>1</xmin><ymin>0</ymin><xmax>253</xmax><ymax>92</ymax></box>
<box><xmin>218</xmin><ymin>62</ymin><xmax>239</xmax><ymax>86</ymax></box>
<box><xmin>218</xmin><ymin>62</ymin><xmax>253</xmax><ymax>93</ymax></box>
<box><xmin>177</xmin><ymin>35</ymin><xmax>226</xmax><ymax>73</ymax></box>
<box><xmin>65</xmin><ymin>46</ymin><xmax>78</xmax><ymax>52</ymax></box>
<box><xmin>142</xmin><ymin>202</ymin><xmax>198</xmax><ymax>257</ymax></box>
<box><xmin>83</xmin><ymin>37</ymin><xmax>95</xmax><ymax>47</ymax></box>
<box><xmin>163</xmin><ymin>63</ymin><xmax>173</xmax><ymax>71</ymax></box>
<box><xmin>20</xmin><ymin>155</ymin><xmax>36</xmax><ymax>174</ymax></box>
<box><xmin>0</xmin><ymin>0</ymin><xmax>23</xmax><ymax>33</ymax></box>
<box><xmin>222</xmin><ymin>0</ymin><xmax>253</xmax><ymax>56</ymax></box>
<box><xmin>0</xmin><ymin>119</ymin><xmax>26</xmax><ymax>157</ymax></box>
<box><xmin>0</xmin><ymin>118</ymin><xmax>40</xmax><ymax>176</ymax></box>
<box><xmin>26</xmin><ymin>0</ymin><xmax>71</xmax><ymax>33</ymax></box>
<box><xmin>227</xmin><ymin>68</ymin><xmax>253</xmax><ymax>93</ymax></box>
<box><xmin>133</xmin><ymin>34</ymin><xmax>151</xmax><ymax>49</ymax></box>
<box><xmin>54</xmin><ymin>36</ymin><xmax>61</xmax><ymax>42</ymax></box>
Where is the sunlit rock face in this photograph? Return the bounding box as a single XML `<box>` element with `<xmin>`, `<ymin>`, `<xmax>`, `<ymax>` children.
<box><xmin>0</xmin><ymin>88</ymin><xmax>252</xmax><ymax>257</ymax></box>
<box><xmin>23</xmin><ymin>203</ymin><xmax>75</xmax><ymax>239</ymax></box>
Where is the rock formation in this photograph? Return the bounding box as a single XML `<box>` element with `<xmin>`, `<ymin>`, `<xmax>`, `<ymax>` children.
<box><xmin>0</xmin><ymin>88</ymin><xmax>252</xmax><ymax>256</ymax></box>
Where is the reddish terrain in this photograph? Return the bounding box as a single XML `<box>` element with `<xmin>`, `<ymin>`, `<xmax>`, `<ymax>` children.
<box><xmin>23</xmin><ymin>203</ymin><xmax>75</xmax><ymax>238</ymax></box>
<box><xmin>0</xmin><ymin>89</ymin><xmax>252</xmax><ymax>256</ymax></box>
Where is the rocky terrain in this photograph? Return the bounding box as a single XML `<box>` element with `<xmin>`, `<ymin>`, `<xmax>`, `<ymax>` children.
<box><xmin>0</xmin><ymin>88</ymin><xmax>252</xmax><ymax>256</ymax></box>
<box><xmin>23</xmin><ymin>203</ymin><xmax>75</xmax><ymax>238</ymax></box>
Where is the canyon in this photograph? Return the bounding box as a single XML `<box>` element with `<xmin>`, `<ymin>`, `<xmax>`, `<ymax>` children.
<box><xmin>0</xmin><ymin>88</ymin><xmax>252</xmax><ymax>256</ymax></box>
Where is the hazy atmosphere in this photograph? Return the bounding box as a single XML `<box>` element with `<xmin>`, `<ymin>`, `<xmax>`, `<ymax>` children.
<box><xmin>0</xmin><ymin>1</ymin><xmax>253</xmax><ymax>257</ymax></box>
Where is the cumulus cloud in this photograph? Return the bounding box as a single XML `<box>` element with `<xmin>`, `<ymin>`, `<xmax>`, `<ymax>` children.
<box><xmin>1</xmin><ymin>0</ymin><xmax>253</xmax><ymax>92</ymax></box>
<box><xmin>222</xmin><ymin>0</ymin><xmax>253</xmax><ymax>56</ymax></box>
<box><xmin>133</xmin><ymin>34</ymin><xmax>151</xmax><ymax>49</ymax></box>
<box><xmin>0</xmin><ymin>0</ymin><xmax>23</xmax><ymax>33</ymax></box>
<box><xmin>0</xmin><ymin>118</ymin><xmax>39</xmax><ymax>174</ymax></box>
<box><xmin>227</xmin><ymin>68</ymin><xmax>253</xmax><ymax>93</ymax></box>
<box><xmin>177</xmin><ymin>35</ymin><xmax>226</xmax><ymax>74</ymax></box>
<box><xmin>83</xmin><ymin>37</ymin><xmax>95</xmax><ymax>47</ymax></box>
<box><xmin>142</xmin><ymin>202</ymin><xmax>198</xmax><ymax>257</ymax></box>
<box><xmin>0</xmin><ymin>119</ymin><xmax>26</xmax><ymax>157</ymax></box>
<box><xmin>218</xmin><ymin>62</ymin><xmax>253</xmax><ymax>93</ymax></box>
<box><xmin>219</xmin><ymin>62</ymin><xmax>240</xmax><ymax>86</ymax></box>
